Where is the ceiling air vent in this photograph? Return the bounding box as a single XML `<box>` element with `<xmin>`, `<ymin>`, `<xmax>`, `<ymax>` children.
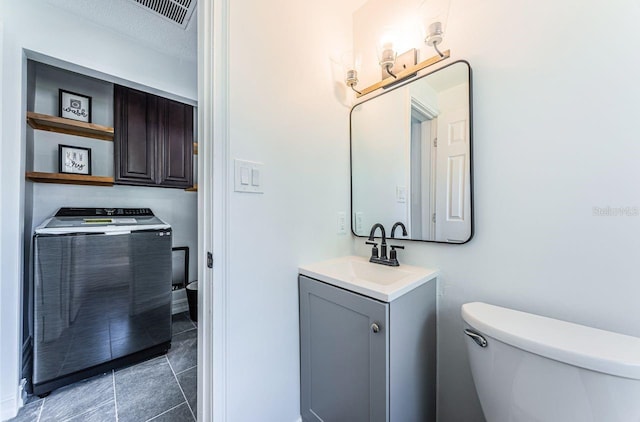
<box><xmin>130</xmin><ymin>0</ymin><xmax>196</xmax><ymax>29</ymax></box>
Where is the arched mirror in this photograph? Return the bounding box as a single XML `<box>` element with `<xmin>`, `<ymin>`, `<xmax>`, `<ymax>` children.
<box><xmin>351</xmin><ymin>60</ymin><xmax>473</xmax><ymax>243</ymax></box>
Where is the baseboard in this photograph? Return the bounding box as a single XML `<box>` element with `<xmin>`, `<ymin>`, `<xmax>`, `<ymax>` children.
<box><xmin>0</xmin><ymin>395</ymin><xmax>18</xmax><ymax>421</ymax></box>
<box><xmin>21</xmin><ymin>337</ymin><xmax>32</xmax><ymax>395</ymax></box>
<box><xmin>172</xmin><ymin>298</ymin><xmax>189</xmax><ymax>314</ymax></box>
<box><xmin>19</xmin><ymin>379</ymin><xmax>27</xmax><ymax>407</ymax></box>
<box><xmin>172</xmin><ymin>289</ymin><xmax>189</xmax><ymax>314</ymax></box>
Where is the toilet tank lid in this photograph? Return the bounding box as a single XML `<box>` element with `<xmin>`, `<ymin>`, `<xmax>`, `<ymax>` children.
<box><xmin>462</xmin><ymin>302</ymin><xmax>640</xmax><ymax>380</ymax></box>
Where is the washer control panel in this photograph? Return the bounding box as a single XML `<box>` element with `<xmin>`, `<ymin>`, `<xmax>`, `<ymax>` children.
<box><xmin>55</xmin><ymin>208</ymin><xmax>155</xmax><ymax>217</ymax></box>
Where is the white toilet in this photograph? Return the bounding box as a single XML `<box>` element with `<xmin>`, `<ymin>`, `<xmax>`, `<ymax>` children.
<box><xmin>461</xmin><ymin>302</ymin><xmax>640</xmax><ymax>422</ymax></box>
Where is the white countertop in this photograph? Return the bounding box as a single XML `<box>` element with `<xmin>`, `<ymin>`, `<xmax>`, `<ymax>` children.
<box><xmin>299</xmin><ymin>255</ymin><xmax>439</xmax><ymax>302</ymax></box>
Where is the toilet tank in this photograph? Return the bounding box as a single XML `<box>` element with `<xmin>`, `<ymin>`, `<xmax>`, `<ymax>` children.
<box><xmin>461</xmin><ymin>302</ymin><xmax>640</xmax><ymax>422</ymax></box>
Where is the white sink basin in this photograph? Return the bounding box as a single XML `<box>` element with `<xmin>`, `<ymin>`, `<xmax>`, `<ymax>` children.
<box><xmin>299</xmin><ymin>255</ymin><xmax>438</xmax><ymax>302</ymax></box>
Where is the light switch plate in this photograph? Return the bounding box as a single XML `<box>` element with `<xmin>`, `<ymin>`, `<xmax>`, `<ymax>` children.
<box><xmin>234</xmin><ymin>159</ymin><xmax>264</xmax><ymax>193</ymax></box>
<box><xmin>337</xmin><ymin>212</ymin><xmax>347</xmax><ymax>235</ymax></box>
<box><xmin>396</xmin><ymin>186</ymin><xmax>407</xmax><ymax>203</ymax></box>
<box><xmin>355</xmin><ymin>212</ymin><xmax>364</xmax><ymax>233</ymax></box>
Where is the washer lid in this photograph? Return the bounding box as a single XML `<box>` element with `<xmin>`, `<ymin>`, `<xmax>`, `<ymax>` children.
<box><xmin>462</xmin><ymin>302</ymin><xmax>640</xmax><ymax>380</ymax></box>
<box><xmin>35</xmin><ymin>215</ymin><xmax>170</xmax><ymax>234</ymax></box>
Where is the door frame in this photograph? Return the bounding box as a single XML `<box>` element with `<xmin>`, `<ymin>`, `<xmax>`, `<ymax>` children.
<box><xmin>197</xmin><ymin>0</ymin><xmax>230</xmax><ymax>420</ymax></box>
<box><xmin>0</xmin><ymin>6</ymin><xmax>224</xmax><ymax>420</ymax></box>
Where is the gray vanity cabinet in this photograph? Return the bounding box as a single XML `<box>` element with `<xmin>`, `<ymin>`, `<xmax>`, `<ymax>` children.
<box><xmin>299</xmin><ymin>275</ymin><xmax>436</xmax><ymax>422</ymax></box>
<box><xmin>299</xmin><ymin>275</ymin><xmax>389</xmax><ymax>422</ymax></box>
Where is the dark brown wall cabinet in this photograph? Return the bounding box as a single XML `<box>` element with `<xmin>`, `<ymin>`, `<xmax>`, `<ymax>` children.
<box><xmin>114</xmin><ymin>85</ymin><xmax>193</xmax><ymax>188</ymax></box>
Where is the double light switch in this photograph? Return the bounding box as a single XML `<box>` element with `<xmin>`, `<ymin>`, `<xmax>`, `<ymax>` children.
<box><xmin>234</xmin><ymin>159</ymin><xmax>264</xmax><ymax>193</ymax></box>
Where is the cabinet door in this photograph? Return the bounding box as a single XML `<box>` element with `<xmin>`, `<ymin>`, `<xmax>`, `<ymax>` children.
<box><xmin>114</xmin><ymin>85</ymin><xmax>157</xmax><ymax>185</ymax></box>
<box><xmin>299</xmin><ymin>275</ymin><xmax>389</xmax><ymax>422</ymax></box>
<box><xmin>158</xmin><ymin>98</ymin><xmax>193</xmax><ymax>188</ymax></box>
<box><xmin>114</xmin><ymin>86</ymin><xmax>193</xmax><ymax>188</ymax></box>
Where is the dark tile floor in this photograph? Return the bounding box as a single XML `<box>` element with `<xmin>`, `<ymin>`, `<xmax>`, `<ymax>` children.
<box><xmin>6</xmin><ymin>312</ymin><xmax>197</xmax><ymax>422</ymax></box>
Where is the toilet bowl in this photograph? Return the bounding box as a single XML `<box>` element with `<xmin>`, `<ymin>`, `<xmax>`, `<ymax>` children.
<box><xmin>461</xmin><ymin>302</ymin><xmax>640</xmax><ymax>422</ymax></box>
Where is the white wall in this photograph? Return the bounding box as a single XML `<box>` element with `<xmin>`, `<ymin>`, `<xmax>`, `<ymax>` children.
<box><xmin>0</xmin><ymin>1</ymin><xmax>196</xmax><ymax>419</ymax></box>
<box><xmin>223</xmin><ymin>0</ymin><xmax>364</xmax><ymax>419</ymax></box>
<box><xmin>353</xmin><ymin>0</ymin><xmax>640</xmax><ymax>420</ymax></box>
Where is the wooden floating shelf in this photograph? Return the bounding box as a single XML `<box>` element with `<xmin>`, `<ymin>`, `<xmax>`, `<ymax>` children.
<box><xmin>26</xmin><ymin>172</ymin><xmax>114</xmax><ymax>187</ymax></box>
<box><xmin>185</xmin><ymin>184</ymin><xmax>197</xmax><ymax>192</ymax></box>
<box><xmin>26</xmin><ymin>111</ymin><xmax>114</xmax><ymax>141</ymax></box>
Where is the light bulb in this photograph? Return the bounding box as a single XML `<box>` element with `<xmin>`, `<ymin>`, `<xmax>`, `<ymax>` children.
<box><xmin>377</xmin><ymin>30</ymin><xmax>398</xmax><ymax>75</ymax></box>
<box><xmin>341</xmin><ymin>51</ymin><xmax>362</xmax><ymax>94</ymax></box>
<box><xmin>419</xmin><ymin>0</ymin><xmax>451</xmax><ymax>47</ymax></box>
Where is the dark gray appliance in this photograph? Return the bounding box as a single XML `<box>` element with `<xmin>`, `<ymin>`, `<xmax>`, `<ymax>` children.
<box><xmin>32</xmin><ymin>207</ymin><xmax>172</xmax><ymax>396</ymax></box>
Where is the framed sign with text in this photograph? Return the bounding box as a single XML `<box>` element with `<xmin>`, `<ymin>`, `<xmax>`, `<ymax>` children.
<box><xmin>59</xmin><ymin>145</ymin><xmax>92</xmax><ymax>175</ymax></box>
<box><xmin>59</xmin><ymin>89</ymin><xmax>92</xmax><ymax>123</ymax></box>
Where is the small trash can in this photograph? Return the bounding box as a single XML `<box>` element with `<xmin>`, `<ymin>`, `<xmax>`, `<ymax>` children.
<box><xmin>186</xmin><ymin>281</ymin><xmax>198</xmax><ymax>322</ymax></box>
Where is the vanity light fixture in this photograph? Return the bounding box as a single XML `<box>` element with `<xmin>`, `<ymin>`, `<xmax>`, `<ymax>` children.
<box><xmin>420</xmin><ymin>0</ymin><xmax>451</xmax><ymax>57</ymax></box>
<box><xmin>425</xmin><ymin>22</ymin><xmax>445</xmax><ymax>57</ymax></box>
<box><xmin>376</xmin><ymin>31</ymin><xmax>416</xmax><ymax>81</ymax></box>
<box><xmin>351</xmin><ymin>49</ymin><xmax>450</xmax><ymax>98</ymax></box>
<box><xmin>378</xmin><ymin>40</ymin><xmax>398</xmax><ymax>79</ymax></box>
<box><xmin>345</xmin><ymin>69</ymin><xmax>362</xmax><ymax>94</ymax></box>
<box><xmin>342</xmin><ymin>51</ymin><xmax>362</xmax><ymax>95</ymax></box>
<box><xmin>344</xmin><ymin>0</ymin><xmax>452</xmax><ymax>98</ymax></box>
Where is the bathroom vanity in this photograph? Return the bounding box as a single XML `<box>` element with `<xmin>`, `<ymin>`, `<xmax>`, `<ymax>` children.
<box><xmin>299</xmin><ymin>256</ymin><xmax>438</xmax><ymax>422</ymax></box>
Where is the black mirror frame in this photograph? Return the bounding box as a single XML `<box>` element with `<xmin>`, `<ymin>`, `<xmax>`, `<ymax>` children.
<box><xmin>349</xmin><ymin>60</ymin><xmax>474</xmax><ymax>244</ymax></box>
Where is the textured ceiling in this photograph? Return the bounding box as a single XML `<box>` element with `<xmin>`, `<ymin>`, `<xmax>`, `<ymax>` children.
<box><xmin>44</xmin><ymin>0</ymin><xmax>197</xmax><ymax>62</ymax></box>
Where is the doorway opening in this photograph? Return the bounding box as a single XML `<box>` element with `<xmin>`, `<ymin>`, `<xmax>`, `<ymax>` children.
<box><xmin>13</xmin><ymin>57</ymin><xmax>199</xmax><ymax>422</ymax></box>
<box><xmin>409</xmin><ymin>98</ymin><xmax>438</xmax><ymax>240</ymax></box>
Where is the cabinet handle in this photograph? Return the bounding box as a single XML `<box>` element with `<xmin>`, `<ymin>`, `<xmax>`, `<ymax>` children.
<box><xmin>371</xmin><ymin>323</ymin><xmax>381</xmax><ymax>333</ymax></box>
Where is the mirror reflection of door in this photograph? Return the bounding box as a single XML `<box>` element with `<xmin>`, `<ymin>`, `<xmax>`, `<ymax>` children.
<box><xmin>435</xmin><ymin>103</ymin><xmax>470</xmax><ymax>242</ymax></box>
<box><xmin>409</xmin><ymin>99</ymin><xmax>437</xmax><ymax>240</ymax></box>
<box><xmin>351</xmin><ymin>61</ymin><xmax>472</xmax><ymax>243</ymax></box>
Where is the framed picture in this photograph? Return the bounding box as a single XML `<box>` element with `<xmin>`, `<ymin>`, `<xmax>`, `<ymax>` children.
<box><xmin>59</xmin><ymin>89</ymin><xmax>92</xmax><ymax>123</ymax></box>
<box><xmin>59</xmin><ymin>145</ymin><xmax>92</xmax><ymax>175</ymax></box>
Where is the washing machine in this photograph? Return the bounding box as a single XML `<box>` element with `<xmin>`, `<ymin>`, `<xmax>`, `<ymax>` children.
<box><xmin>32</xmin><ymin>207</ymin><xmax>172</xmax><ymax>396</ymax></box>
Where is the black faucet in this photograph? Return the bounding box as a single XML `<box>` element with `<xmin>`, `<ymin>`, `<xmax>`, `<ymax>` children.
<box><xmin>366</xmin><ymin>223</ymin><xmax>407</xmax><ymax>266</ymax></box>
<box><xmin>386</xmin><ymin>222</ymin><xmax>407</xmax><ymax>266</ymax></box>
<box><xmin>368</xmin><ymin>223</ymin><xmax>387</xmax><ymax>261</ymax></box>
<box><xmin>390</xmin><ymin>222</ymin><xmax>408</xmax><ymax>239</ymax></box>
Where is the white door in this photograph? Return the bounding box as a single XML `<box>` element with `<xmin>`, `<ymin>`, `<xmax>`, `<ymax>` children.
<box><xmin>435</xmin><ymin>106</ymin><xmax>471</xmax><ymax>242</ymax></box>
